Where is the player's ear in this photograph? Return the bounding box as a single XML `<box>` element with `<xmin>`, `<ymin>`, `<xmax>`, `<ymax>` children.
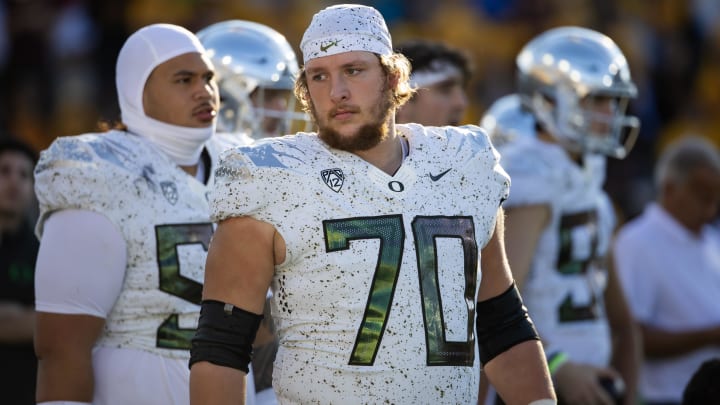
<box><xmin>386</xmin><ymin>71</ymin><xmax>400</xmax><ymax>92</ymax></box>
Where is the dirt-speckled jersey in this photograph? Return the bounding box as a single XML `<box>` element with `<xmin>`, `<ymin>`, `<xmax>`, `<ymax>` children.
<box><xmin>211</xmin><ymin>123</ymin><xmax>509</xmax><ymax>404</ymax></box>
<box><xmin>35</xmin><ymin>130</ymin><xmax>245</xmax><ymax>360</ymax></box>
<box><xmin>498</xmin><ymin>135</ymin><xmax>614</xmax><ymax>367</ymax></box>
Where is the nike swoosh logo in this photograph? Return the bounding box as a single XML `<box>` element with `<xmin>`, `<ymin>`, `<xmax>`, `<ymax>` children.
<box><xmin>429</xmin><ymin>169</ymin><xmax>452</xmax><ymax>181</ymax></box>
<box><xmin>320</xmin><ymin>40</ymin><xmax>341</xmax><ymax>52</ymax></box>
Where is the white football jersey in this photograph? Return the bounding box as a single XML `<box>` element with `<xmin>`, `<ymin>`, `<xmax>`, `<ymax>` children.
<box><xmin>36</xmin><ymin>130</ymin><xmax>245</xmax><ymax>358</ymax></box>
<box><xmin>498</xmin><ymin>136</ymin><xmax>614</xmax><ymax>366</ymax></box>
<box><xmin>34</xmin><ymin>130</ymin><xmax>255</xmax><ymax>405</ymax></box>
<box><xmin>211</xmin><ymin>123</ymin><xmax>509</xmax><ymax>405</ymax></box>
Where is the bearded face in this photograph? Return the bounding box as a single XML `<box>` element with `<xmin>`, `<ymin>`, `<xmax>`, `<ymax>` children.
<box><xmin>309</xmin><ymin>75</ymin><xmax>394</xmax><ymax>152</ymax></box>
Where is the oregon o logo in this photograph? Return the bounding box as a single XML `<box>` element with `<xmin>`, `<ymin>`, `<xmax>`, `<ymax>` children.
<box><xmin>388</xmin><ymin>181</ymin><xmax>404</xmax><ymax>192</ymax></box>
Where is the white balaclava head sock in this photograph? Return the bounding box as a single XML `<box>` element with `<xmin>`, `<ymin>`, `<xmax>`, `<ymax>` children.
<box><xmin>116</xmin><ymin>23</ymin><xmax>214</xmax><ymax>166</ymax></box>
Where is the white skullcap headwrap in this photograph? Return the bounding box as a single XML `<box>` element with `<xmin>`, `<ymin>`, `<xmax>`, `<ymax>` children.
<box><xmin>300</xmin><ymin>4</ymin><xmax>392</xmax><ymax>63</ymax></box>
<box><xmin>116</xmin><ymin>23</ymin><xmax>214</xmax><ymax>166</ymax></box>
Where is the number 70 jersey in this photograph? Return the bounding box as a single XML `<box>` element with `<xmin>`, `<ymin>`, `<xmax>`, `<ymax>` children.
<box><xmin>211</xmin><ymin>124</ymin><xmax>509</xmax><ymax>404</ymax></box>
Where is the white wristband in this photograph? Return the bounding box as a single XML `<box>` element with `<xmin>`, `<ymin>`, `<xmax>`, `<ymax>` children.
<box><xmin>37</xmin><ymin>401</ymin><xmax>92</xmax><ymax>405</ymax></box>
<box><xmin>528</xmin><ymin>400</ymin><xmax>556</xmax><ymax>405</ymax></box>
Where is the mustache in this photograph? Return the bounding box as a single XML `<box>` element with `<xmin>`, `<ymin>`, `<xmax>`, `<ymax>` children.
<box><xmin>192</xmin><ymin>101</ymin><xmax>216</xmax><ymax>114</ymax></box>
<box><xmin>329</xmin><ymin>105</ymin><xmax>359</xmax><ymax>117</ymax></box>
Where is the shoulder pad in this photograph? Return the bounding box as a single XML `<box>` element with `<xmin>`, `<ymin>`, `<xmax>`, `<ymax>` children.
<box><xmin>497</xmin><ymin>138</ymin><xmax>566</xmax><ymax>207</ymax></box>
<box><xmin>34</xmin><ymin>132</ymin><xmax>151</xmax><ymax>235</ymax></box>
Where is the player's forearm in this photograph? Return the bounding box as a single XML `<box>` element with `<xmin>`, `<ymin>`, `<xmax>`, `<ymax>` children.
<box><xmin>641</xmin><ymin>323</ymin><xmax>720</xmax><ymax>358</ymax></box>
<box><xmin>190</xmin><ymin>362</ymin><xmax>247</xmax><ymax>405</ymax></box>
<box><xmin>484</xmin><ymin>340</ymin><xmax>556</xmax><ymax>404</ymax></box>
<box><xmin>611</xmin><ymin>323</ymin><xmax>641</xmax><ymax>405</ymax></box>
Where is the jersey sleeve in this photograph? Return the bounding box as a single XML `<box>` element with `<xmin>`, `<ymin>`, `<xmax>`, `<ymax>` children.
<box><xmin>35</xmin><ymin>209</ymin><xmax>127</xmax><ymax>317</ymax></box>
<box><xmin>457</xmin><ymin>125</ymin><xmax>510</xmax><ymax>207</ymax></box>
<box><xmin>34</xmin><ymin>135</ymin><xmax>118</xmax><ymax>237</ymax></box>
<box><xmin>496</xmin><ymin>138</ymin><xmax>563</xmax><ymax>208</ymax></box>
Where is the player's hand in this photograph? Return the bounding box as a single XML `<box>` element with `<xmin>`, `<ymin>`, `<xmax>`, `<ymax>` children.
<box><xmin>554</xmin><ymin>361</ymin><xmax>622</xmax><ymax>405</ymax></box>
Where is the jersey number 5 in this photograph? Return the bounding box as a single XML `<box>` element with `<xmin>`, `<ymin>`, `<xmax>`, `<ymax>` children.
<box><xmin>324</xmin><ymin>215</ymin><xmax>477</xmax><ymax>367</ymax></box>
<box><xmin>155</xmin><ymin>223</ymin><xmax>213</xmax><ymax>349</ymax></box>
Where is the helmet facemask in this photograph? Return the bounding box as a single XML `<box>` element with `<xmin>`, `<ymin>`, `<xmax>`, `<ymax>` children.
<box><xmin>216</xmin><ymin>75</ymin><xmax>256</xmax><ymax>134</ymax></box>
<box><xmin>516</xmin><ymin>26</ymin><xmax>640</xmax><ymax>159</ymax></box>
<box><xmin>533</xmin><ymin>85</ymin><xmax>639</xmax><ymax>159</ymax></box>
<box><xmin>198</xmin><ymin>20</ymin><xmax>312</xmax><ymax>139</ymax></box>
<box><xmin>249</xmin><ymin>86</ymin><xmax>313</xmax><ymax>138</ymax></box>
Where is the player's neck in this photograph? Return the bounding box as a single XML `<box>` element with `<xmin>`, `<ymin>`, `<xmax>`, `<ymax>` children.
<box><xmin>180</xmin><ymin>164</ymin><xmax>198</xmax><ymax>177</ymax></box>
<box><xmin>179</xmin><ymin>148</ymin><xmax>210</xmax><ymax>183</ymax></box>
<box><xmin>354</xmin><ymin>124</ymin><xmax>406</xmax><ymax>176</ymax></box>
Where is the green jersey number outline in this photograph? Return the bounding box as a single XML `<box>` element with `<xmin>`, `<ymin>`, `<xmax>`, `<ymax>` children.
<box><xmin>155</xmin><ymin>223</ymin><xmax>213</xmax><ymax>349</ymax></box>
<box><xmin>323</xmin><ymin>215</ymin><xmax>477</xmax><ymax>367</ymax></box>
<box><xmin>556</xmin><ymin>210</ymin><xmax>601</xmax><ymax>323</ymax></box>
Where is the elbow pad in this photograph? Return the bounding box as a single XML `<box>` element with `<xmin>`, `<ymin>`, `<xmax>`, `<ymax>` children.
<box><xmin>476</xmin><ymin>282</ymin><xmax>540</xmax><ymax>365</ymax></box>
<box><xmin>189</xmin><ymin>300</ymin><xmax>264</xmax><ymax>373</ymax></box>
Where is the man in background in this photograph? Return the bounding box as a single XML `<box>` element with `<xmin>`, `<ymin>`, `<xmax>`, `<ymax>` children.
<box><xmin>614</xmin><ymin>135</ymin><xmax>720</xmax><ymax>405</ymax></box>
<box><xmin>487</xmin><ymin>26</ymin><xmax>642</xmax><ymax>405</ymax></box>
<box><xmin>0</xmin><ymin>137</ymin><xmax>38</xmax><ymax>405</ymax></box>
<box><xmin>395</xmin><ymin>39</ymin><xmax>472</xmax><ymax>126</ymax></box>
<box><xmin>197</xmin><ymin>19</ymin><xmax>310</xmax><ymax>140</ymax></box>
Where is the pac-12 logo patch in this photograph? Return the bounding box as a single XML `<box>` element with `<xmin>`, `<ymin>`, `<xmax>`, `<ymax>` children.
<box><xmin>160</xmin><ymin>181</ymin><xmax>179</xmax><ymax>205</ymax></box>
<box><xmin>321</xmin><ymin>168</ymin><xmax>344</xmax><ymax>192</ymax></box>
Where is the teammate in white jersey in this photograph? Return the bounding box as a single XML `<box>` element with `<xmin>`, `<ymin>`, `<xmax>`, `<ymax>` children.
<box><xmin>487</xmin><ymin>27</ymin><xmax>642</xmax><ymax>405</ymax></box>
<box><xmin>190</xmin><ymin>4</ymin><xmax>556</xmax><ymax>405</ymax></box>
<box><xmin>33</xmin><ymin>24</ymin><xmax>255</xmax><ymax>405</ymax></box>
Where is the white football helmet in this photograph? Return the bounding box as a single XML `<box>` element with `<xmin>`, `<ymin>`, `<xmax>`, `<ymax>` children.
<box><xmin>516</xmin><ymin>26</ymin><xmax>639</xmax><ymax>159</ymax></box>
<box><xmin>480</xmin><ymin>94</ymin><xmax>536</xmax><ymax>147</ymax></box>
<box><xmin>197</xmin><ymin>20</ymin><xmax>311</xmax><ymax>138</ymax></box>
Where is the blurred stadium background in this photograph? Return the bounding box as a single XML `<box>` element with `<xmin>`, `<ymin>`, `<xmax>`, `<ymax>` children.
<box><xmin>2</xmin><ymin>0</ymin><xmax>719</xmax><ymax>220</ymax></box>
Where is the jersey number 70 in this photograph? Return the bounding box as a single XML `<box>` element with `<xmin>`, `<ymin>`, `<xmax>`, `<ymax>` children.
<box><xmin>323</xmin><ymin>215</ymin><xmax>478</xmax><ymax>367</ymax></box>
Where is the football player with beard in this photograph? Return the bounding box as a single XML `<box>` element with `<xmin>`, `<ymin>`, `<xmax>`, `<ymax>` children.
<box><xmin>189</xmin><ymin>4</ymin><xmax>555</xmax><ymax>405</ymax></box>
<box><xmin>485</xmin><ymin>27</ymin><xmax>642</xmax><ymax>405</ymax></box>
<box><xmin>33</xmin><ymin>24</ymin><xmax>256</xmax><ymax>405</ymax></box>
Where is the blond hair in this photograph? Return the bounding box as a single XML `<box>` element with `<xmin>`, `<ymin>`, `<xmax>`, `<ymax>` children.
<box><xmin>293</xmin><ymin>52</ymin><xmax>415</xmax><ymax>117</ymax></box>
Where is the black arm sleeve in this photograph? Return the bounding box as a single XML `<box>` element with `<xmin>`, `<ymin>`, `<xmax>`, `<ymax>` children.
<box><xmin>189</xmin><ymin>300</ymin><xmax>264</xmax><ymax>373</ymax></box>
<box><xmin>476</xmin><ymin>282</ymin><xmax>540</xmax><ymax>365</ymax></box>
